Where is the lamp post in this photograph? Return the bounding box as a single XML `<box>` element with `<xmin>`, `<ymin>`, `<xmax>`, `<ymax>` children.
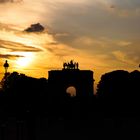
<box><xmin>3</xmin><ymin>60</ymin><xmax>9</xmax><ymax>74</ymax></box>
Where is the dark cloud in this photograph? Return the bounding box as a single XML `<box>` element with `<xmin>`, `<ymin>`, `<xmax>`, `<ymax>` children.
<box><xmin>49</xmin><ymin>0</ymin><xmax>140</xmax><ymax>48</ymax></box>
<box><xmin>0</xmin><ymin>54</ymin><xmax>23</xmax><ymax>59</ymax></box>
<box><xmin>24</xmin><ymin>23</ymin><xmax>45</xmax><ymax>32</ymax></box>
<box><xmin>0</xmin><ymin>0</ymin><xmax>22</xmax><ymax>3</ymax></box>
<box><xmin>48</xmin><ymin>42</ymin><xmax>59</xmax><ymax>45</ymax></box>
<box><xmin>110</xmin><ymin>5</ymin><xmax>115</xmax><ymax>8</ymax></box>
<box><xmin>0</xmin><ymin>0</ymin><xmax>12</xmax><ymax>2</ymax></box>
<box><xmin>111</xmin><ymin>0</ymin><xmax>140</xmax><ymax>10</ymax></box>
<box><xmin>0</xmin><ymin>39</ymin><xmax>42</xmax><ymax>52</ymax></box>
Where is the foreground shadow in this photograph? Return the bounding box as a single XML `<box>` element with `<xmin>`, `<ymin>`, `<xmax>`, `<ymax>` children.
<box><xmin>0</xmin><ymin>69</ymin><xmax>140</xmax><ymax>139</ymax></box>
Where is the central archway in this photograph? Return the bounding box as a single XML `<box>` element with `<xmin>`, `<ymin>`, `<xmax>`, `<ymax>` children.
<box><xmin>66</xmin><ymin>86</ymin><xmax>76</xmax><ymax>97</ymax></box>
<box><xmin>48</xmin><ymin>70</ymin><xmax>94</xmax><ymax>97</ymax></box>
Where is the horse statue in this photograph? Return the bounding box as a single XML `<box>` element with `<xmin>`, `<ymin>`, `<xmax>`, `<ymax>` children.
<box><xmin>63</xmin><ymin>60</ymin><xmax>79</xmax><ymax>70</ymax></box>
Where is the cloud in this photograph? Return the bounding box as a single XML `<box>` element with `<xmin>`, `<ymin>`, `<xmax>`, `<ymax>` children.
<box><xmin>67</xmin><ymin>36</ymin><xmax>132</xmax><ymax>51</ymax></box>
<box><xmin>0</xmin><ymin>0</ymin><xmax>139</xmax><ymax>80</ymax></box>
<box><xmin>117</xmin><ymin>41</ymin><xmax>132</xmax><ymax>47</ymax></box>
<box><xmin>104</xmin><ymin>0</ymin><xmax>140</xmax><ymax>17</ymax></box>
<box><xmin>24</xmin><ymin>23</ymin><xmax>45</xmax><ymax>32</ymax></box>
<box><xmin>0</xmin><ymin>0</ymin><xmax>12</xmax><ymax>3</ymax></box>
<box><xmin>0</xmin><ymin>39</ymin><xmax>42</xmax><ymax>52</ymax></box>
<box><xmin>112</xmin><ymin>50</ymin><xmax>140</xmax><ymax>65</ymax></box>
<box><xmin>0</xmin><ymin>54</ymin><xmax>23</xmax><ymax>59</ymax></box>
<box><xmin>0</xmin><ymin>0</ymin><xmax>22</xmax><ymax>3</ymax></box>
<box><xmin>65</xmin><ymin>35</ymin><xmax>139</xmax><ymax>68</ymax></box>
<box><xmin>47</xmin><ymin>42</ymin><xmax>59</xmax><ymax>45</ymax></box>
<box><xmin>111</xmin><ymin>0</ymin><xmax>140</xmax><ymax>10</ymax></box>
<box><xmin>47</xmin><ymin>0</ymin><xmax>140</xmax><ymax>50</ymax></box>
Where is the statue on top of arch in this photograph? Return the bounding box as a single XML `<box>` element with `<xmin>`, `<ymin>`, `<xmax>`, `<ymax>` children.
<box><xmin>63</xmin><ymin>60</ymin><xmax>79</xmax><ymax>70</ymax></box>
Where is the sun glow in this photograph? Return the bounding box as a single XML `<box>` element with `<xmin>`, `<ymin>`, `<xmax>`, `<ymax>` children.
<box><xmin>15</xmin><ymin>52</ymin><xmax>34</xmax><ymax>68</ymax></box>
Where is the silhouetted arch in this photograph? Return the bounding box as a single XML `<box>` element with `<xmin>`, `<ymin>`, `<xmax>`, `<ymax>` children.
<box><xmin>48</xmin><ymin>70</ymin><xmax>94</xmax><ymax>97</ymax></box>
<box><xmin>66</xmin><ymin>86</ymin><xmax>76</xmax><ymax>97</ymax></box>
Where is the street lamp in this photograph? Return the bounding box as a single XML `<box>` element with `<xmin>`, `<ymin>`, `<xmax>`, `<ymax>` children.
<box><xmin>3</xmin><ymin>60</ymin><xmax>9</xmax><ymax>74</ymax></box>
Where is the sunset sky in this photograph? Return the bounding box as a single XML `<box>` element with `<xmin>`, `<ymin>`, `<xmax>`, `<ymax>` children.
<box><xmin>0</xmin><ymin>0</ymin><xmax>140</xmax><ymax>84</ymax></box>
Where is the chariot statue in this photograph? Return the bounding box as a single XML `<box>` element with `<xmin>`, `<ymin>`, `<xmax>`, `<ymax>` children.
<box><xmin>63</xmin><ymin>60</ymin><xmax>79</xmax><ymax>70</ymax></box>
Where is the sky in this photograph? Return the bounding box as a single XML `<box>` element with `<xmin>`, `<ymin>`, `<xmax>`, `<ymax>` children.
<box><xmin>0</xmin><ymin>0</ymin><xmax>140</xmax><ymax>85</ymax></box>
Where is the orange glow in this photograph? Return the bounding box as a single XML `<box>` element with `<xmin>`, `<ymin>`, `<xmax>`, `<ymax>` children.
<box><xmin>0</xmin><ymin>0</ymin><xmax>139</xmax><ymax>83</ymax></box>
<box><xmin>15</xmin><ymin>52</ymin><xmax>34</xmax><ymax>68</ymax></box>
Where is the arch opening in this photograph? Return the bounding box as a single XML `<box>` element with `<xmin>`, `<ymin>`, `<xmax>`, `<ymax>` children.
<box><xmin>66</xmin><ymin>86</ymin><xmax>76</xmax><ymax>97</ymax></box>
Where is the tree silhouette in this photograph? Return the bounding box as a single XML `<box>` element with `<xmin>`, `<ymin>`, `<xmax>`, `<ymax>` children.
<box><xmin>97</xmin><ymin>70</ymin><xmax>140</xmax><ymax>114</ymax></box>
<box><xmin>97</xmin><ymin>70</ymin><xmax>129</xmax><ymax>100</ymax></box>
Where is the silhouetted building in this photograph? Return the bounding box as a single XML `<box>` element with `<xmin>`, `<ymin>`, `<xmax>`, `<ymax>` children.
<box><xmin>48</xmin><ymin>61</ymin><xmax>94</xmax><ymax>97</ymax></box>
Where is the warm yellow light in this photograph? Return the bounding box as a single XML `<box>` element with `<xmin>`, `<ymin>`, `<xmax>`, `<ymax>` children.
<box><xmin>15</xmin><ymin>52</ymin><xmax>34</xmax><ymax>68</ymax></box>
<box><xmin>16</xmin><ymin>57</ymin><xmax>31</xmax><ymax>67</ymax></box>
